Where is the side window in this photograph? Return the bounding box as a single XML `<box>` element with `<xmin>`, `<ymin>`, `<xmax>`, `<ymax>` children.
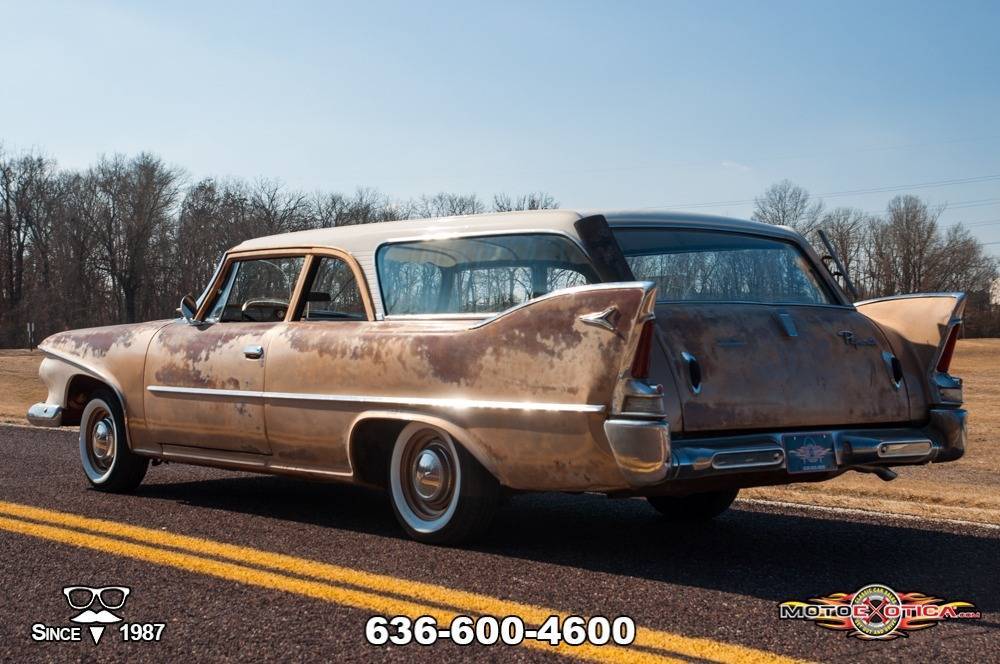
<box><xmin>207</xmin><ymin>256</ymin><xmax>305</xmax><ymax>322</ymax></box>
<box><xmin>298</xmin><ymin>256</ymin><xmax>367</xmax><ymax>321</ymax></box>
<box><xmin>377</xmin><ymin>234</ymin><xmax>599</xmax><ymax>315</ymax></box>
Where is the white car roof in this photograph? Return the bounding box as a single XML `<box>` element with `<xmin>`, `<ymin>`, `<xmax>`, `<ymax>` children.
<box><xmin>230</xmin><ymin>209</ymin><xmax>796</xmax><ymax>255</ymax></box>
<box><xmin>229</xmin><ymin>209</ymin><xmax>803</xmax><ymax>318</ymax></box>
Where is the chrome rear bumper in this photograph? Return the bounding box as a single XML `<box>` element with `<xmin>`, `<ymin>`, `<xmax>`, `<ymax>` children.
<box><xmin>27</xmin><ymin>403</ymin><xmax>64</xmax><ymax>427</ymax></box>
<box><xmin>606</xmin><ymin>408</ymin><xmax>966</xmax><ymax>490</ymax></box>
<box><xmin>668</xmin><ymin>408</ymin><xmax>966</xmax><ymax>482</ymax></box>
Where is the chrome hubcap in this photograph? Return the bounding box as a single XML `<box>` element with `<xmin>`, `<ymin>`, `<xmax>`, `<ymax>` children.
<box><xmin>402</xmin><ymin>435</ymin><xmax>455</xmax><ymax>520</ymax></box>
<box><xmin>414</xmin><ymin>449</ymin><xmax>446</xmax><ymax>501</ymax></box>
<box><xmin>88</xmin><ymin>410</ymin><xmax>116</xmax><ymax>471</ymax></box>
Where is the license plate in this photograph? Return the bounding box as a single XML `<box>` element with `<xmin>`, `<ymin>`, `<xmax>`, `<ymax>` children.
<box><xmin>783</xmin><ymin>433</ymin><xmax>836</xmax><ymax>474</ymax></box>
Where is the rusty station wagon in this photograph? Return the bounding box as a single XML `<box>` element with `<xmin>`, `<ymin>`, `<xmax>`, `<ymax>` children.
<box><xmin>27</xmin><ymin>211</ymin><xmax>967</xmax><ymax>543</ymax></box>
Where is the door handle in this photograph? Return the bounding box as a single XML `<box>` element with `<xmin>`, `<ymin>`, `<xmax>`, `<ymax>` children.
<box><xmin>243</xmin><ymin>345</ymin><xmax>264</xmax><ymax>359</ymax></box>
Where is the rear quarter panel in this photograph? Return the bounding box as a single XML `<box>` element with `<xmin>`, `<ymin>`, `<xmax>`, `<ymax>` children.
<box><xmin>264</xmin><ymin>284</ymin><xmax>653</xmax><ymax>490</ymax></box>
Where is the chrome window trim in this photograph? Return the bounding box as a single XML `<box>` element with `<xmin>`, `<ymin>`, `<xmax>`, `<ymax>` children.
<box><xmin>147</xmin><ymin>385</ymin><xmax>605</xmax><ymax>413</ymax></box>
<box><xmin>651</xmin><ymin>299</ymin><xmax>855</xmax><ymax>310</ymax></box>
<box><xmin>853</xmin><ymin>292</ymin><xmax>965</xmax><ymax>306</ymax></box>
<box><xmin>383</xmin><ymin>313</ymin><xmax>489</xmax><ymax>321</ymax></box>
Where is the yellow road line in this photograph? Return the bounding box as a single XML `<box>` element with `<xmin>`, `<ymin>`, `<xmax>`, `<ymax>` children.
<box><xmin>0</xmin><ymin>515</ymin><xmax>677</xmax><ymax>664</ymax></box>
<box><xmin>0</xmin><ymin>500</ymin><xmax>806</xmax><ymax>664</ymax></box>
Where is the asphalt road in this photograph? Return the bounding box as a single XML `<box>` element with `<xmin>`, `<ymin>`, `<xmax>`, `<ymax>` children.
<box><xmin>1</xmin><ymin>425</ymin><xmax>997</xmax><ymax>663</ymax></box>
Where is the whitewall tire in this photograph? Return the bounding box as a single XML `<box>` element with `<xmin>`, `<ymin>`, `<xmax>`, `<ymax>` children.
<box><xmin>389</xmin><ymin>422</ymin><xmax>499</xmax><ymax>544</ymax></box>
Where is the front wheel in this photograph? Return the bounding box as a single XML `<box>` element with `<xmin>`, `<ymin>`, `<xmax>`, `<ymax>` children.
<box><xmin>79</xmin><ymin>390</ymin><xmax>148</xmax><ymax>493</ymax></box>
<box><xmin>389</xmin><ymin>423</ymin><xmax>500</xmax><ymax>544</ymax></box>
<box><xmin>646</xmin><ymin>489</ymin><xmax>738</xmax><ymax>522</ymax></box>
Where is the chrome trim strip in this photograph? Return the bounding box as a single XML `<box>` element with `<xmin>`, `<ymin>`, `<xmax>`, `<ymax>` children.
<box><xmin>160</xmin><ymin>447</ymin><xmax>268</xmax><ymax>468</ymax></box>
<box><xmin>853</xmin><ymin>292</ymin><xmax>964</xmax><ymax>306</ymax></box>
<box><xmin>147</xmin><ymin>385</ymin><xmax>605</xmax><ymax>413</ymax></box>
<box><xmin>876</xmin><ymin>440</ymin><xmax>933</xmax><ymax>458</ymax></box>
<box><xmin>268</xmin><ymin>464</ymin><xmax>353</xmax><ymax>478</ymax></box>
<box><xmin>383</xmin><ymin>313</ymin><xmax>488</xmax><ymax>321</ymax></box>
<box><xmin>711</xmin><ymin>447</ymin><xmax>785</xmax><ymax>470</ymax></box>
<box><xmin>160</xmin><ymin>446</ymin><xmax>354</xmax><ymax>479</ymax></box>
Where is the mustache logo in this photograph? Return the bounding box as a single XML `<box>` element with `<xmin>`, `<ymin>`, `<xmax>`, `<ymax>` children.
<box><xmin>63</xmin><ymin>586</ymin><xmax>130</xmax><ymax>627</ymax></box>
<box><xmin>71</xmin><ymin>609</ymin><xmax>122</xmax><ymax>624</ymax></box>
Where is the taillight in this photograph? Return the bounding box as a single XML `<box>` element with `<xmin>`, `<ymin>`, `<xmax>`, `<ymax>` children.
<box><xmin>936</xmin><ymin>324</ymin><xmax>961</xmax><ymax>373</ymax></box>
<box><xmin>630</xmin><ymin>320</ymin><xmax>655</xmax><ymax>379</ymax></box>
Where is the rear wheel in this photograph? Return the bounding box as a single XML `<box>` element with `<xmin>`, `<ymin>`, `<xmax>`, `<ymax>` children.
<box><xmin>389</xmin><ymin>423</ymin><xmax>499</xmax><ymax>544</ymax></box>
<box><xmin>646</xmin><ymin>489</ymin><xmax>738</xmax><ymax>522</ymax></box>
<box><xmin>79</xmin><ymin>390</ymin><xmax>148</xmax><ymax>493</ymax></box>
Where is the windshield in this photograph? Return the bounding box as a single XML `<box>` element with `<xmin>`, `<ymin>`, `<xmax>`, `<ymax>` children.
<box><xmin>613</xmin><ymin>228</ymin><xmax>834</xmax><ymax>305</ymax></box>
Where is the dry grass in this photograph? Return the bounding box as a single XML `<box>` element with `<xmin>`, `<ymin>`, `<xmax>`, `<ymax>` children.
<box><xmin>0</xmin><ymin>349</ymin><xmax>47</xmax><ymax>424</ymax></box>
<box><xmin>2</xmin><ymin>341</ymin><xmax>998</xmax><ymax>522</ymax></box>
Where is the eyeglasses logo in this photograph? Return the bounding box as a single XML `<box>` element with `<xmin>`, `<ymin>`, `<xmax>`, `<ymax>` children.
<box><xmin>63</xmin><ymin>586</ymin><xmax>131</xmax><ymax>624</ymax></box>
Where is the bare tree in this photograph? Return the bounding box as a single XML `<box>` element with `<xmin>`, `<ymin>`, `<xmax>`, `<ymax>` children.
<box><xmin>314</xmin><ymin>188</ymin><xmax>411</xmax><ymax>227</ymax></box>
<box><xmin>817</xmin><ymin>207</ymin><xmax>870</xmax><ymax>293</ymax></box>
<box><xmin>82</xmin><ymin>153</ymin><xmax>183</xmax><ymax>323</ymax></box>
<box><xmin>413</xmin><ymin>192</ymin><xmax>485</xmax><ymax>218</ymax></box>
<box><xmin>2</xmin><ymin>143</ymin><xmax>999</xmax><ymax>344</ymax></box>
<box><xmin>492</xmin><ymin>192</ymin><xmax>558</xmax><ymax>212</ymax></box>
<box><xmin>752</xmin><ymin>180</ymin><xmax>824</xmax><ymax>235</ymax></box>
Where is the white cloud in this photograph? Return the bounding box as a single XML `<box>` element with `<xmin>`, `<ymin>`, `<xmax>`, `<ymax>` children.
<box><xmin>721</xmin><ymin>160</ymin><xmax>752</xmax><ymax>172</ymax></box>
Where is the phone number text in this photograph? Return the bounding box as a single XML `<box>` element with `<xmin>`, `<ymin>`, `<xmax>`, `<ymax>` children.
<box><xmin>365</xmin><ymin>614</ymin><xmax>636</xmax><ymax>646</ymax></box>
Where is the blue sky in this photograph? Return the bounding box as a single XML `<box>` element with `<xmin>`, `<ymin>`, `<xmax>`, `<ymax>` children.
<box><xmin>2</xmin><ymin>0</ymin><xmax>999</xmax><ymax>251</ymax></box>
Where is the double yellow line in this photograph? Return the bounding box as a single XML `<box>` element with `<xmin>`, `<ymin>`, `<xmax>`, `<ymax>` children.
<box><xmin>0</xmin><ymin>500</ymin><xmax>803</xmax><ymax>663</ymax></box>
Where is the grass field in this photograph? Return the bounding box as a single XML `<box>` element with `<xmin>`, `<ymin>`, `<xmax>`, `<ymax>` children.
<box><xmin>3</xmin><ymin>341</ymin><xmax>998</xmax><ymax>523</ymax></box>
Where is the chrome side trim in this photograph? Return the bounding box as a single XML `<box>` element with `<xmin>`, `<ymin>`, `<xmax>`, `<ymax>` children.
<box><xmin>157</xmin><ymin>445</ymin><xmax>352</xmax><ymax>479</ymax></box>
<box><xmin>147</xmin><ymin>385</ymin><xmax>605</xmax><ymax>413</ymax></box>
<box><xmin>268</xmin><ymin>464</ymin><xmax>353</xmax><ymax>478</ymax></box>
<box><xmin>160</xmin><ymin>446</ymin><xmax>268</xmax><ymax>468</ymax></box>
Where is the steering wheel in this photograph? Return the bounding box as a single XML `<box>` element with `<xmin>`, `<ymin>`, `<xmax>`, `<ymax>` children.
<box><xmin>241</xmin><ymin>299</ymin><xmax>288</xmax><ymax>322</ymax></box>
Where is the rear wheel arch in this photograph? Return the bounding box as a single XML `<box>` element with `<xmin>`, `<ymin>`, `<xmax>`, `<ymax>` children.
<box><xmin>347</xmin><ymin>411</ymin><xmax>502</xmax><ymax>488</ymax></box>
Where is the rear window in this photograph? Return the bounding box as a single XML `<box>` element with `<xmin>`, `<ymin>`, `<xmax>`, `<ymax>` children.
<box><xmin>377</xmin><ymin>234</ymin><xmax>599</xmax><ymax>315</ymax></box>
<box><xmin>613</xmin><ymin>228</ymin><xmax>833</xmax><ymax>305</ymax></box>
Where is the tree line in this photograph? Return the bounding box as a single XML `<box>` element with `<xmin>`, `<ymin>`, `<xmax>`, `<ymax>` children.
<box><xmin>0</xmin><ymin>147</ymin><xmax>557</xmax><ymax>346</ymax></box>
<box><xmin>752</xmin><ymin>180</ymin><xmax>998</xmax><ymax>336</ymax></box>
<box><xmin>1</xmin><ymin>146</ymin><xmax>997</xmax><ymax>346</ymax></box>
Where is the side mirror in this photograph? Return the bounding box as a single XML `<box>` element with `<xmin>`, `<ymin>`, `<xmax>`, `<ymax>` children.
<box><xmin>179</xmin><ymin>294</ymin><xmax>201</xmax><ymax>324</ymax></box>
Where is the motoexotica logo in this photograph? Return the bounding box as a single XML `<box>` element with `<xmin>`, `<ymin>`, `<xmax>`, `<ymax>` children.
<box><xmin>779</xmin><ymin>584</ymin><xmax>980</xmax><ymax>640</ymax></box>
